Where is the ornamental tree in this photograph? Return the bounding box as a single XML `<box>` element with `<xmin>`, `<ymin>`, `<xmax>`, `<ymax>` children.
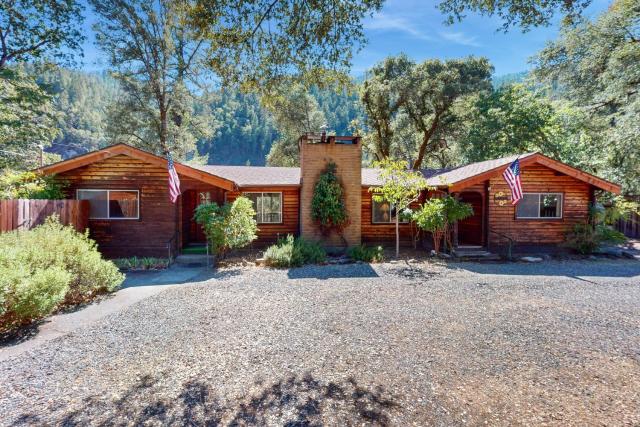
<box><xmin>311</xmin><ymin>162</ymin><xmax>349</xmax><ymax>237</ymax></box>
<box><xmin>413</xmin><ymin>196</ymin><xmax>474</xmax><ymax>254</ymax></box>
<box><xmin>370</xmin><ymin>158</ymin><xmax>429</xmax><ymax>258</ymax></box>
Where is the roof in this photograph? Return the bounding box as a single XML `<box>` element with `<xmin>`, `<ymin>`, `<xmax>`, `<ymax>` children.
<box><xmin>37</xmin><ymin>144</ymin><xmax>237</xmax><ymax>191</ymax></box>
<box><xmin>192</xmin><ymin>165</ymin><xmax>300</xmax><ymax>187</ymax></box>
<box><xmin>37</xmin><ymin>144</ymin><xmax>621</xmax><ymax>194</ymax></box>
<box><xmin>425</xmin><ymin>153</ymin><xmax>532</xmax><ymax>187</ymax></box>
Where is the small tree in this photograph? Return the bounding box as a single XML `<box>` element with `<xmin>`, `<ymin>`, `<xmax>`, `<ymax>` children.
<box><xmin>442</xmin><ymin>196</ymin><xmax>474</xmax><ymax>251</ymax></box>
<box><xmin>194</xmin><ymin>196</ymin><xmax>257</xmax><ymax>257</ymax></box>
<box><xmin>413</xmin><ymin>196</ymin><xmax>474</xmax><ymax>254</ymax></box>
<box><xmin>311</xmin><ymin>162</ymin><xmax>349</xmax><ymax>237</ymax></box>
<box><xmin>370</xmin><ymin>159</ymin><xmax>429</xmax><ymax>258</ymax></box>
<box><xmin>413</xmin><ymin>198</ymin><xmax>447</xmax><ymax>254</ymax></box>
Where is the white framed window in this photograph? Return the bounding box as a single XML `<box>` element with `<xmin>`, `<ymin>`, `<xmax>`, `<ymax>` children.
<box><xmin>77</xmin><ymin>189</ymin><xmax>140</xmax><ymax>220</ymax></box>
<box><xmin>372</xmin><ymin>199</ymin><xmax>409</xmax><ymax>224</ymax></box>
<box><xmin>244</xmin><ymin>192</ymin><xmax>282</xmax><ymax>223</ymax></box>
<box><xmin>516</xmin><ymin>193</ymin><xmax>563</xmax><ymax>219</ymax></box>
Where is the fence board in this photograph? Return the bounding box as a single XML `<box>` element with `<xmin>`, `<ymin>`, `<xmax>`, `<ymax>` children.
<box><xmin>614</xmin><ymin>196</ymin><xmax>640</xmax><ymax>239</ymax></box>
<box><xmin>0</xmin><ymin>199</ymin><xmax>89</xmax><ymax>233</ymax></box>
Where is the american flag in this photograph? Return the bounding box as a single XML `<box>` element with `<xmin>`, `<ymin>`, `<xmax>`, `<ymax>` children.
<box><xmin>503</xmin><ymin>159</ymin><xmax>523</xmax><ymax>205</ymax></box>
<box><xmin>167</xmin><ymin>152</ymin><xmax>181</xmax><ymax>203</ymax></box>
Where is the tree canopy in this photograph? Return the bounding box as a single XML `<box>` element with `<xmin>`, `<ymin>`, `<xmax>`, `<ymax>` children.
<box><xmin>437</xmin><ymin>0</ymin><xmax>593</xmax><ymax>32</ymax></box>
<box><xmin>532</xmin><ymin>0</ymin><xmax>640</xmax><ymax>193</ymax></box>
<box><xmin>0</xmin><ymin>0</ymin><xmax>84</xmax><ymax>69</ymax></box>
<box><xmin>189</xmin><ymin>0</ymin><xmax>383</xmax><ymax>91</ymax></box>
<box><xmin>360</xmin><ymin>55</ymin><xmax>492</xmax><ymax>169</ymax></box>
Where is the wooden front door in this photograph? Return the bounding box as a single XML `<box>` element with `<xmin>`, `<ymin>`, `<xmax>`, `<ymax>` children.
<box><xmin>457</xmin><ymin>192</ymin><xmax>483</xmax><ymax>246</ymax></box>
<box><xmin>185</xmin><ymin>190</ymin><xmax>210</xmax><ymax>244</ymax></box>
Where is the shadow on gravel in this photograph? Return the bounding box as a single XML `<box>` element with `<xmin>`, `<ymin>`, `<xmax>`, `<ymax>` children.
<box><xmin>444</xmin><ymin>260</ymin><xmax>640</xmax><ymax>279</ymax></box>
<box><xmin>13</xmin><ymin>373</ymin><xmax>399</xmax><ymax>426</ymax></box>
<box><xmin>288</xmin><ymin>264</ymin><xmax>379</xmax><ymax>280</ymax></box>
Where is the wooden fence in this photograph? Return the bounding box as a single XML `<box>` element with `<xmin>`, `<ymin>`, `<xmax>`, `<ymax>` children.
<box><xmin>614</xmin><ymin>196</ymin><xmax>640</xmax><ymax>239</ymax></box>
<box><xmin>0</xmin><ymin>199</ymin><xmax>89</xmax><ymax>233</ymax></box>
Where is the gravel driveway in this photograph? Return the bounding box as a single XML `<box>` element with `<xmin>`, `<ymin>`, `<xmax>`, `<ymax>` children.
<box><xmin>1</xmin><ymin>260</ymin><xmax>639</xmax><ymax>426</ymax></box>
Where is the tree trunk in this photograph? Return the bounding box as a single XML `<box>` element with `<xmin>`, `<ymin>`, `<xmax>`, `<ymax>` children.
<box><xmin>159</xmin><ymin>104</ymin><xmax>169</xmax><ymax>154</ymax></box>
<box><xmin>395</xmin><ymin>214</ymin><xmax>400</xmax><ymax>258</ymax></box>
<box><xmin>412</xmin><ymin>112</ymin><xmax>442</xmax><ymax>170</ymax></box>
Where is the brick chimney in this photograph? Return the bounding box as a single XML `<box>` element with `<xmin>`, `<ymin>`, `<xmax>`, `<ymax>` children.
<box><xmin>299</xmin><ymin>133</ymin><xmax>362</xmax><ymax>248</ymax></box>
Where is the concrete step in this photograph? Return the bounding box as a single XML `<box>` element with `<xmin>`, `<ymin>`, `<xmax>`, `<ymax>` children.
<box><xmin>174</xmin><ymin>254</ymin><xmax>215</xmax><ymax>267</ymax></box>
<box><xmin>453</xmin><ymin>249</ymin><xmax>501</xmax><ymax>261</ymax></box>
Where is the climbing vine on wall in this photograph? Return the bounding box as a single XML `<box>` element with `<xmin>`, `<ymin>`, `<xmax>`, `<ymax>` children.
<box><xmin>311</xmin><ymin>162</ymin><xmax>349</xmax><ymax>235</ymax></box>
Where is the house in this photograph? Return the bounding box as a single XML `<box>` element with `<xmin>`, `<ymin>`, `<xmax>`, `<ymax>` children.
<box><xmin>37</xmin><ymin>134</ymin><xmax>621</xmax><ymax>258</ymax></box>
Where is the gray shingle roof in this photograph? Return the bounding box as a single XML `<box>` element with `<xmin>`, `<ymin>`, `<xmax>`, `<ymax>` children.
<box><xmin>192</xmin><ymin>165</ymin><xmax>301</xmax><ymax>186</ymax></box>
<box><xmin>425</xmin><ymin>153</ymin><xmax>536</xmax><ymax>187</ymax></box>
<box><xmin>190</xmin><ymin>153</ymin><xmax>536</xmax><ymax>188</ymax></box>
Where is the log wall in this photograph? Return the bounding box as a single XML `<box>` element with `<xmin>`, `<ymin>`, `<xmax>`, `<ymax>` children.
<box><xmin>59</xmin><ymin>154</ymin><xmax>183</xmax><ymax>258</ymax></box>
<box><xmin>226</xmin><ymin>186</ymin><xmax>300</xmax><ymax>245</ymax></box>
<box><xmin>487</xmin><ymin>164</ymin><xmax>591</xmax><ymax>247</ymax></box>
<box><xmin>360</xmin><ymin>187</ymin><xmax>421</xmax><ymax>245</ymax></box>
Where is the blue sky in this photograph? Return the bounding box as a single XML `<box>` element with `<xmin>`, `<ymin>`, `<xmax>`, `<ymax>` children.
<box><xmin>78</xmin><ymin>0</ymin><xmax>611</xmax><ymax>77</ymax></box>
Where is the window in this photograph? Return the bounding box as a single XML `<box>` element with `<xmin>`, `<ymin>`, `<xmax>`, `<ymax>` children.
<box><xmin>516</xmin><ymin>193</ymin><xmax>562</xmax><ymax>219</ymax></box>
<box><xmin>372</xmin><ymin>199</ymin><xmax>409</xmax><ymax>224</ymax></box>
<box><xmin>77</xmin><ymin>189</ymin><xmax>139</xmax><ymax>219</ymax></box>
<box><xmin>245</xmin><ymin>192</ymin><xmax>282</xmax><ymax>223</ymax></box>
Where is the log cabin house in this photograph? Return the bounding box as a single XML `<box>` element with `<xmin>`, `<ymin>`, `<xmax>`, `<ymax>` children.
<box><xmin>37</xmin><ymin>134</ymin><xmax>621</xmax><ymax>258</ymax></box>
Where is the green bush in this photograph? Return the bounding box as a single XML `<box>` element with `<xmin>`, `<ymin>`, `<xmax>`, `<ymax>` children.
<box><xmin>0</xmin><ymin>170</ymin><xmax>67</xmax><ymax>199</ymax></box>
<box><xmin>113</xmin><ymin>257</ymin><xmax>169</xmax><ymax>270</ymax></box>
<box><xmin>564</xmin><ymin>223</ymin><xmax>627</xmax><ymax>254</ymax></box>
<box><xmin>413</xmin><ymin>196</ymin><xmax>473</xmax><ymax>253</ymax></box>
<box><xmin>0</xmin><ymin>217</ymin><xmax>124</xmax><ymax>332</ymax></box>
<box><xmin>311</xmin><ymin>162</ymin><xmax>349</xmax><ymax>235</ymax></box>
<box><xmin>194</xmin><ymin>196</ymin><xmax>258</xmax><ymax>257</ymax></box>
<box><xmin>0</xmin><ymin>266</ymin><xmax>71</xmax><ymax>327</ymax></box>
<box><xmin>347</xmin><ymin>245</ymin><xmax>384</xmax><ymax>263</ymax></box>
<box><xmin>263</xmin><ymin>235</ymin><xmax>326</xmax><ymax>268</ymax></box>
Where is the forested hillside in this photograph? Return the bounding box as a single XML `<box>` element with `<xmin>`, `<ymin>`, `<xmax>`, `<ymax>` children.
<box><xmin>36</xmin><ymin>67</ymin><xmax>120</xmax><ymax>159</ymax></box>
<box><xmin>38</xmin><ymin>68</ymin><xmax>364</xmax><ymax>166</ymax></box>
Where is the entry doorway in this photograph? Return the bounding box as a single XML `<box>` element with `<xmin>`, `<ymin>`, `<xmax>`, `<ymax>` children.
<box><xmin>182</xmin><ymin>188</ymin><xmax>225</xmax><ymax>245</ymax></box>
<box><xmin>457</xmin><ymin>191</ymin><xmax>484</xmax><ymax>246</ymax></box>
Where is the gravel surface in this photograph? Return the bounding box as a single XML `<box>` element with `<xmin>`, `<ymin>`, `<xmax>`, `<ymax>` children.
<box><xmin>1</xmin><ymin>259</ymin><xmax>639</xmax><ymax>426</ymax></box>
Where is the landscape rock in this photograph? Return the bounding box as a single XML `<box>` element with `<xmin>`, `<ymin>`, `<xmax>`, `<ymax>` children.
<box><xmin>520</xmin><ymin>256</ymin><xmax>543</xmax><ymax>263</ymax></box>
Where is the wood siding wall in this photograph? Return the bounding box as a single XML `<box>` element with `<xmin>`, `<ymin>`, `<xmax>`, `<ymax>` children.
<box><xmin>487</xmin><ymin>164</ymin><xmax>591</xmax><ymax>247</ymax></box>
<box><xmin>59</xmin><ymin>154</ymin><xmax>182</xmax><ymax>258</ymax></box>
<box><xmin>360</xmin><ymin>188</ymin><xmax>420</xmax><ymax>245</ymax></box>
<box><xmin>226</xmin><ymin>186</ymin><xmax>300</xmax><ymax>245</ymax></box>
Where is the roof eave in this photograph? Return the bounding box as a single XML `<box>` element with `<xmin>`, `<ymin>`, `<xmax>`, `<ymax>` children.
<box><xmin>37</xmin><ymin>143</ymin><xmax>237</xmax><ymax>191</ymax></box>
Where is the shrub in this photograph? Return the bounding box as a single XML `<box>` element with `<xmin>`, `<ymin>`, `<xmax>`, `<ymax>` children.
<box><xmin>413</xmin><ymin>196</ymin><xmax>473</xmax><ymax>253</ymax></box>
<box><xmin>347</xmin><ymin>245</ymin><xmax>384</xmax><ymax>263</ymax></box>
<box><xmin>263</xmin><ymin>235</ymin><xmax>326</xmax><ymax>268</ymax></box>
<box><xmin>564</xmin><ymin>223</ymin><xmax>627</xmax><ymax>254</ymax></box>
<box><xmin>0</xmin><ymin>170</ymin><xmax>67</xmax><ymax>199</ymax></box>
<box><xmin>194</xmin><ymin>196</ymin><xmax>258</xmax><ymax>257</ymax></box>
<box><xmin>114</xmin><ymin>257</ymin><xmax>169</xmax><ymax>270</ymax></box>
<box><xmin>0</xmin><ymin>217</ymin><xmax>124</xmax><ymax>332</ymax></box>
<box><xmin>311</xmin><ymin>162</ymin><xmax>349</xmax><ymax>235</ymax></box>
<box><xmin>0</xmin><ymin>266</ymin><xmax>71</xmax><ymax>327</ymax></box>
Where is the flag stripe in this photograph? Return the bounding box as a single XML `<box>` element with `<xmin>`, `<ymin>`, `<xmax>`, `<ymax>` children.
<box><xmin>502</xmin><ymin>159</ymin><xmax>523</xmax><ymax>205</ymax></box>
<box><xmin>167</xmin><ymin>153</ymin><xmax>181</xmax><ymax>203</ymax></box>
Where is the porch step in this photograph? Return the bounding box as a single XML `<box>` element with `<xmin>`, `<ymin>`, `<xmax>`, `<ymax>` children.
<box><xmin>453</xmin><ymin>249</ymin><xmax>501</xmax><ymax>261</ymax></box>
<box><xmin>174</xmin><ymin>254</ymin><xmax>214</xmax><ymax>267</ymax></box>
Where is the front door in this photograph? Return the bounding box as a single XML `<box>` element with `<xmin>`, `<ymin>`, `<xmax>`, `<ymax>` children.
<box><xmin>185</xmin><ymin>190</ymin><xmax>211</xmax><ymax>244</ymax></box>
<box><xmin>457</xmin><ymin>192</ymin><xmax>483</xmax><ymax>246</ymax></box>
